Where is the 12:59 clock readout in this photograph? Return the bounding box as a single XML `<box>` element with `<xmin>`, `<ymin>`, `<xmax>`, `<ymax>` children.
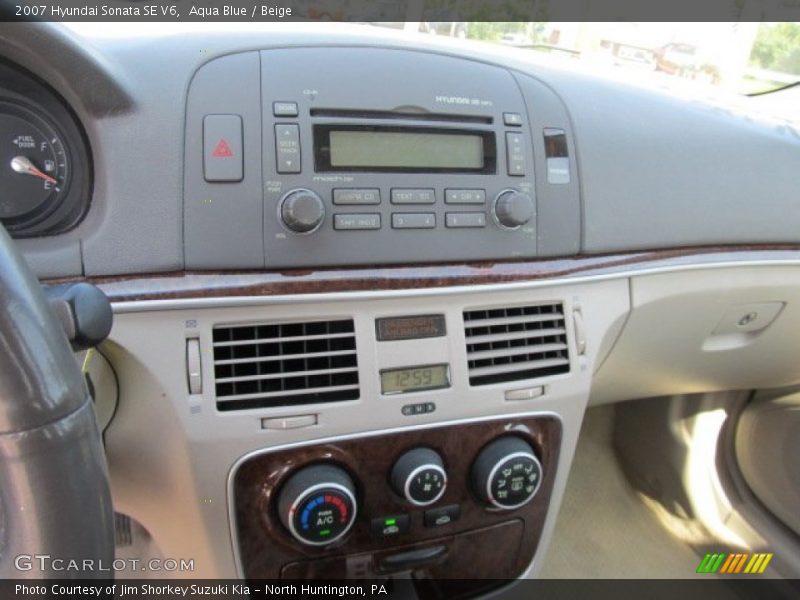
<box><xmin>380</xmin><ymin>364</ymin><xmax>450</xmax><ymax>395</ymax></box>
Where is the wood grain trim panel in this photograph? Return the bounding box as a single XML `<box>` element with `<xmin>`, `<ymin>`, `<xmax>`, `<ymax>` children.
<box><xmin>233</xmin><ymin>415</ymin><xmax>561</xmax><ymax>581</ymax></box>
<box><xmin>45</xmin><ymin>245</ymin><xmax>800</xmax><ymax>302</ymax></box>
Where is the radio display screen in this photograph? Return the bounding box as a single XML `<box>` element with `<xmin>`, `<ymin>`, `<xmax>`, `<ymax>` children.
<box><xmin>331</xmin><ymin>130</ymin><xmax>482</xmax><ymax>169</ymax></box>
<box><xmin>380</xmin><ymin>364</ymin><xmax>450</xmax><ymax>395</ymax></box>
<box><xmin>314</xmin><ymin>125</ymin><xmax>496</xmax><ymax>173</ymax></box>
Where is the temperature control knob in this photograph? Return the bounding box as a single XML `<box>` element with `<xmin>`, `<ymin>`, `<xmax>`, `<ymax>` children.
<box><xmin>277</xmin><ymin>464</ymin><xmax>357</xmax><ymax>546</ymax></box>
<box><xmin>280</xmin><ymin>188</ymin><xmax>325</xmax><ymax>233</ymax></box>
<box><xmin>472</xmin><ymin>436</ymin><xmax>542</xmax><ymax>510</ymax></box>
<box><xmin>492</xmin><ymin>189</ymin><xmax>534</xmax><ymax>229</ymax></box>
<box><xmin>390</xmin><ymin>448</ymin><xmax>447</xmax><ymax>506</ymax></box>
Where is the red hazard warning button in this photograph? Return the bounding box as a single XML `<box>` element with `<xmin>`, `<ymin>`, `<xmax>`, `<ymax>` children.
<box><xmin>203</xmin><ymin>114</ymin><xmax>242</xmax><ymax>182</ymax></box>
<box><xmin>212</xmin><ymin>139</ymin><xmax>234</xmax><ymax>157</ymax></box>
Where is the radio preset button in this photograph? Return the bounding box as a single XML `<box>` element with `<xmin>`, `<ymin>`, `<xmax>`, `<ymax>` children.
<box><xmin>506</xmin><ymin>132</ymin><xmax>527</xmax><ymax>176</ymax></box>
<box><xmin>275</xmin><ymin>124</ymin><xmax>301</xmax><ymax>173</ymax></box>
<box><xmin>392</xmin><ymin>213</ymin><xmax>435</xmax><ymax>229</ymax></box>
<box><xmin>333</xmin><ymin>189</ymin><xmax>381</xmax><ymax>205</ymax></box>
<box><xmin>444</xmin><ymin>189</ymin><xmax>485</xmax><ymax>205</ymax></box>
<box><xmin>445</xmin><ymin>212</ymin><xmax>486</xmax><ymax>228</ymax></box>
<box><xmin>503</xmin><ymin>112</ymin><xmax>524</xmax><ymax>126</ymax></box>
<box><xmin>334</xmin><ymin>214</ymin><xmax>381</xmax><ymax>230</ymax></box>
<box><xmin>273</xmin><ymin>101</ymin><xmax>299</xmax><ymax>117</ymax></box>
<box><xmin>391</xmin><ymin>188</ymin><xmax>435</xmax><ymax>204</ymax></box>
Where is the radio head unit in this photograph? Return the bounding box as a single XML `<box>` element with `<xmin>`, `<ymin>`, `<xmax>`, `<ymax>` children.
<box><xmin>183</xmin><ymin>46</ymin><xmax>581</xmax><ymax>269</ymax></box>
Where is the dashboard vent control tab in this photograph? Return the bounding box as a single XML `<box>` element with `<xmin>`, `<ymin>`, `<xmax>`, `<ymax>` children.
<box><xmin>213</xmin><ymin>319</ymin><xmax>359</xmax><ymax>411</ymax></box>
<box><xmin>464</xmin><ymin>303</ymin><xmax>570</xmax><ymax>386</ymax></box>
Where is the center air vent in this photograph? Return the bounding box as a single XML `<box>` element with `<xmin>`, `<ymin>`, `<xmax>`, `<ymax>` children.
<box><xmin>464</xmin><ymin>303</ymin><xmax>570</xmax><ymax>386</ymax></box>
<box><xmin>213</xmin><ymin>319</ymin><xmax>359</xmax><ymax>411</ymax></box>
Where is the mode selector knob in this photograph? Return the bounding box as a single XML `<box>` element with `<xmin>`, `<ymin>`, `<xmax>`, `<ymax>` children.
<box><xmin>472</xmin><ymin>436</ymin><xmax>543</xmax><ymax>510</ymax></box>
<box><xmin>280</xmin><ymin>188</ymin><xmax>325</xmax><ymax>233</ymax></box>
<box><xmin>390</xmin><ymin>448</ymin><xmax>447</xmax><ymax>506</ymax></box>
<box><xmin>277</xmin><ymin>464</ymin><xmax>358</xmax><ymax>546</ymax></box>
<box><xmin>493</xmin><ymin>189</ymin><xmax>534</xmax><ymax>229</ymax></box>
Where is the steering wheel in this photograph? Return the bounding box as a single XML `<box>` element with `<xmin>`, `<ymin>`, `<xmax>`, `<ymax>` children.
<box><xmin>0</xmin><ymin>224</ymin><xmax>114</xmax><ymax>578</ymax></box>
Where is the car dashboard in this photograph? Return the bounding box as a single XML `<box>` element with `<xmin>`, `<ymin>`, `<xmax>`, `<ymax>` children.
<box><xmin>2</xmin><ymin>22</ymin><xmax>800</xmax><ymax>591</ymax></box>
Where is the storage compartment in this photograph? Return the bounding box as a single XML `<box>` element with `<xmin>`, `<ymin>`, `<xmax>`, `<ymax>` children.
<box><xmin>282</xmin><ymin>520</ymin><xmax>524</xmax><ymax>597</ymax></box>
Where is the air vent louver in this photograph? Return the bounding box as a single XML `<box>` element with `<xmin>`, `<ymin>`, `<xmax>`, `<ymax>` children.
<box><xmin>464</xmin><ymin>303</ymin><xmax>570</xmax><ymax>386</ymax></box>
<box><xmin>213</xmin><ymin>319</ymin><xmax>359</xmax><ymax>411</ymax></box>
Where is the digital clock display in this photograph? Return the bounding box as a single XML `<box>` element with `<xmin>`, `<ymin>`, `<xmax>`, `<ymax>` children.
<box><xmin>380</xmin><ymin>364</ymin><xmax>450</xmax><ymax>395</ymax></box>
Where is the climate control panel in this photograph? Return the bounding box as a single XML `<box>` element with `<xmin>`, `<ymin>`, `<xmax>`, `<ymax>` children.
<box><xmin>233</xmin><ymin>415</ymin><xmax>561</xmax><ymax>582</ymax></box>
<box><xmin>274</xmin><ymin>439</ymin><xmax>545</xmax><ymax>548</ymax></box>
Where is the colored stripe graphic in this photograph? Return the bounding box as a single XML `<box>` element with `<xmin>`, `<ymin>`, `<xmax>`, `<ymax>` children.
<box><xmin>735</xmin><ymin>554</ymin><xmax>748</xmax><ymax>573</ymax></box>
<box><xmin>724</xmin><ymin>553</ymin><xmax>743</xmax><ymax>573</ymax></box>
<box><xmin>698</xmin><ymin>552</ymin><xmax>773</xmax><ymax>574</ymax></box>
<box><xmin>744</xmin><ymin>554</ymin><xmax>760</xmax><ymax>574</ymax></box>
<box><xmin>696</xmin><ymin>554</ymin><xmax>713</xmax><ymax>573</ymax></box>
<box><xmin>697</xmin><ymin>553</ymin><xmax>726</xmax><ymax>573</ymax></box>
<box><xmin>725</xmin><ymin>553</ymin><xmax>741</xmax><ymax>573</ymax></box>
<box><xmin>722</xmin><ymin>554</ymin><xmax>740</xmax><ymax>574</ymax></box>
<box><xmin>720</xmin><ymin>554</ymin><xmax>735</xmax><ymax>573</ymax></box>
<box><xmin>758</xmin><ymin>553</ymin><xmax>773</xmax><ymax>573</ymax></box>
<box><xmin>712</xmin><ymin>553</ymin><xmax>726</xmax><ymax>573</ymax></box>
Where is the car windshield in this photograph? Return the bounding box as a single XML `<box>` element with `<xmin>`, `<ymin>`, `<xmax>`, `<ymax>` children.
<box><xmin>391</xmin><ymin>22</ymin><xmax>800</xmax><ymax>94</ymax></box>
<box><xmin>65</xmin><ymin>20</ymin><xmax>800</xmax><ymax>118</ymax></box>
<box><xmin>378</xmin><ymin>21</ymin><xmax>800</xmax><ymax>120</ymax></box>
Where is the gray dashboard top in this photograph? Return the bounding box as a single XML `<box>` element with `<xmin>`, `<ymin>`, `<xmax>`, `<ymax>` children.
<box><xmin>1</xmin><ymin>23</ymin><xmax>799</xmax><ymax>278</ymax></box>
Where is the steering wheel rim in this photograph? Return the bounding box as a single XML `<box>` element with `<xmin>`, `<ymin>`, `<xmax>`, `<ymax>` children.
<box><xmin>0</xmin><ymin>224</ymin><xmax>114</xmax><ymax>579</ymax></box>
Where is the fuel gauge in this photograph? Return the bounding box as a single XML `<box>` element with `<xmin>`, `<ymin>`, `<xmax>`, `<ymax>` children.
<box><xmin>0</xmin><ymin>100</ymin><xmax>72</xmax><ymax>231</ymax></box>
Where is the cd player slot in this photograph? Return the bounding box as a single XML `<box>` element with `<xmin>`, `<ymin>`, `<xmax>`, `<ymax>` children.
<box><xmin>309</xmin><ymin>108</ymin><xmax>493</xmax><ymax>125</ymax></box>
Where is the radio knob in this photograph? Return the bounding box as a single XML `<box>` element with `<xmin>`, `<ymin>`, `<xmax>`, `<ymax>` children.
<box><xmin>390</xmin><ymin>448</ymin><xmax>447</xmax><ymax>506</ymax></box>
<box><xmin>493</xmin><ymin>189</ymin><xmax>534</xmax><ymax>229</ymax></box>
<box><xmin>280</xmin><ymin>189</ymin><xmax>325</xmax><ymax>233</ymax></box>
<box><xmin>472</xmin><ymin>436</ymin><xmax>542</xmax><ymax>510</ymax></box>
<box><xmin>276</xmin><ymin>464</ymin><xmax>358</xmax><ymax>546</ymax></box>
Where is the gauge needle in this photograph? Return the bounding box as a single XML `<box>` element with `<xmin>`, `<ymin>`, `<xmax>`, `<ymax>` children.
<box><xmin>10</xmin><ymin>155</ymin><xmax>58</xmax><ymax>185</ymax></box>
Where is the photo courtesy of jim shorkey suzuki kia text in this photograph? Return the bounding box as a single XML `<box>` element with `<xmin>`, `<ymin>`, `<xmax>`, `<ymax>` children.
<box><xmin>13</xmin><ymin>584</ymin><xmax>390</xmax><ymax>597</ymax></box>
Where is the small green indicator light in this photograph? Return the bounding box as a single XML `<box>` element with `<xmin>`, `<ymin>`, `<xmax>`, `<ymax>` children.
<box><xmin>319</xmin><ymin>529</ymin><xmax>331</xmax><ymax>537</ymax></box>
<box><xmin>385</xmin><ymin>518</ymin><xmax>397</xmax><ymax>526</ymax></box>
